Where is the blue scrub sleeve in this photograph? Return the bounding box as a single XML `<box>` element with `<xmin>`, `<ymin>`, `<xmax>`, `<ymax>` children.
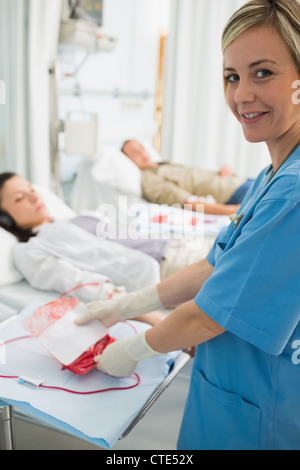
<box><xmin>196</xmin><ymin>197</ymin><xmax>300</xmax><ymax>356</ymax></box>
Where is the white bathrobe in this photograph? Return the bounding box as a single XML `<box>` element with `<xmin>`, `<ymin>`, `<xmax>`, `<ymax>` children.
<box><xmin>13</xmin><ymin>221</ymin><xmax>161</xmax><ymax>302</ymax></box>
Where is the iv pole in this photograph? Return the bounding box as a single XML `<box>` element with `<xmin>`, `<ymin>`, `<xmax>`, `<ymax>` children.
<box><xmin>49</xmin><ymin>61</ymin><xmax>65</xmax><ymax>198</ymax></box>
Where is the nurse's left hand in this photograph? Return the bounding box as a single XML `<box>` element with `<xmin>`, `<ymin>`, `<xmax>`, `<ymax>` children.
<box><xmin>94</xmin><ymin>331</ymin><xmax>160</xmax><ymax>377</ymax></box>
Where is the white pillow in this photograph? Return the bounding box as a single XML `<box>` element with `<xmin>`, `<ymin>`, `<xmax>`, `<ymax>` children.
<box><xmin>138</xmin><ymin>139</ymin><xmax>162</xmax><ymax>163</ymax></box>
<box><xmin>0</xmin><ymin>185</ymin><xmax>76</xmax><ymax>287</ymax></box>
<box><xmin>34</xmin><ymin>184</ymin><xmax>76</xmax><ymax>220</ymax></box>
<box><xmin>91</xmin><ymin>146</ymin><xmax>142</xmax><ymax>197</ymax></box>
<box><xmin>0</xmin><ymin>228</ymin><xmax>24</xmax><ymax>286</ymax></box>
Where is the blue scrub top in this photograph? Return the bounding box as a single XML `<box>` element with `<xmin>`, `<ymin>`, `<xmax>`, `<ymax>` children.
<box><xmin>178</xmin><ymin>145</ymin><xmax>300</xmax><ymax>450</ymax></box>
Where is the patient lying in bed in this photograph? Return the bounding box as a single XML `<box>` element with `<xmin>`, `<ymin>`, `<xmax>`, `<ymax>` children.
<box><xmin>0</xmin><ymin>173</ymin><xmax>215</xmax><ymax>324</ymax></box>
<box><xmin>121</xmin><ymin>140</ymin><xmax>254</xmax><ymax>216</ymax></box>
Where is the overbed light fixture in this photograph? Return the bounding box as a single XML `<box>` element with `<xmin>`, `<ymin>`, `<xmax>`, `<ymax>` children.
<box><xmin>59</xmin><ymin>0</ymin><xmax>117</xmax><ymax>52</ymax></box>
<box><xmin>68</xmin><ymin>0</ymin><xmax>103</xmax><ymax>26</ymax></box>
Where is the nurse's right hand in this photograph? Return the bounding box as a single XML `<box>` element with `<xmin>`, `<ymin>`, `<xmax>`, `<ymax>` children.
<box><xmin>94</xmin><ymin>331</ymin><xmax>160</xmax><ymax>377</ymax></box>
<box><xmin>75</xmin><ymin>285</ymin><xmax>163</xmax><ymax>328</ymax></box>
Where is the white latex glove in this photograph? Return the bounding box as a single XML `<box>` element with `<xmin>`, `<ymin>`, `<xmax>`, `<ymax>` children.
<box><xmin>75</xmin><ymin>285</ymin><xmax>163</xmax><ymax>328</ymax></box>
<box><xmin>95</xmin><ymin>283</ymin><xmax>126</xmax><ymax>300</ymax></box>
<box><xmin>94</xmin><ymin>331</ymin><xmax>160</xmax><ymax>377</ymax></box>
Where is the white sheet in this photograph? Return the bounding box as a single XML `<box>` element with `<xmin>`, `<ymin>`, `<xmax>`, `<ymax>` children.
<box><xmin>0</xmin><ymin>301</ymin><xmax>180</xmax><ymax>449</ymax></box>
<box><xmin>0</xmin><ymin>280</ymin><xmax>58</xmax><ymax>322</ymax></box>
<box><xmin>130</xmin><ymin>203</ymin><xmax>230</xmax><ymax>239</ymax></box>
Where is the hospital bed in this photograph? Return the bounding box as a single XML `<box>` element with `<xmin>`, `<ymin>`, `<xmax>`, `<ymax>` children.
<box><xmin>0</xmin><ymin>186</ymin><xmax>191</xmax><ymax>450</ymax></box>
<box><xmin>70</xmin><ymin>145</ymin><xmax>230</xmax><ymax>241</ymax></box>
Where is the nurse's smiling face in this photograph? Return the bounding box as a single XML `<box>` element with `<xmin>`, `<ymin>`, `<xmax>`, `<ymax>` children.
<box><xmin>224</xmin><ymin>25</ymin><xmax>300</xmax><ymax>169</ymax></box>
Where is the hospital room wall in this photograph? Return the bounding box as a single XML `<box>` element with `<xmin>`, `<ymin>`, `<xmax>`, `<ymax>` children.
<box><xmin>0</xmin><ymin>0</ymin><xmax>62</xmax><ymax>188</ymax></box>
<box><xmin>0</xmin><ymin>0</ymin><xmax>29</xmax><ymax>178</ymax></box>
<box><xmin>58</xmin><ymin>0</ymin><xmax>171</xmax><ymax>183</ymax></box>
<box><xmin>60</xmin><ymin>0</ymin><xmax>270</xmax><ymax>185</ymax></box>
<box><xmin>161</xmin><ymin>0</ymin><xmax>271</xmax><ymax>179</ymax></box>
<box><xmin>0</xmin><ymin>0</ymin><xmax>271</xmax><ymax>190</ymax></box>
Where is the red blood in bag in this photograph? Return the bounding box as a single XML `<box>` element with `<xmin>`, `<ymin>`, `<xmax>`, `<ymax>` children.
<box><xmin>23</xmin><ymin>298</ymin><xmax>116</xmax><ymax>375</ymax></box>
<box><xmin>62</xmin><ymin>335</ymin><xmax>116</xmax><ymax>375</ymax></box>
<box><xmin>23</xmin><ymin>298</ymin><xmax>80</xmax><ymax>336</ymax></box>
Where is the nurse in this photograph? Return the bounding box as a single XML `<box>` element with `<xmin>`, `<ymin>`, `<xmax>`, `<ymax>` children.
<box><xmin>77</xmin><ymin>0</ymin><xmax>300</xmax><ymax>450</ymax></box>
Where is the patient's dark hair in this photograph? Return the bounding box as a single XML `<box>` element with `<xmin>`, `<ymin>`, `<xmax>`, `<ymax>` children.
<box><xmin>0</xmin><ymin>172</ymin><xmax>36</xmax><ymax>242</ymax></box>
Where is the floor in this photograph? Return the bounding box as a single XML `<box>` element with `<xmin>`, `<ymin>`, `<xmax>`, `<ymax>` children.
<box><xmin>1</xmin><ymin>360</ymin><xmax>193</xmax><ymax>451</ymax></box>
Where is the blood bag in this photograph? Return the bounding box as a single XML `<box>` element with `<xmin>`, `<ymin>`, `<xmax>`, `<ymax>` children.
<box><xmin>22</xmin><ymin>297</ymin><xmax>115</xmax><ymax>375</ymax></box>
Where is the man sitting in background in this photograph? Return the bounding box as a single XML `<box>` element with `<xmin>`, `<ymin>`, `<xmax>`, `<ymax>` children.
<box><xmin>121</xmin><ymin>139</ymin><xmax>254</xmax><ymax>216</ymax></box>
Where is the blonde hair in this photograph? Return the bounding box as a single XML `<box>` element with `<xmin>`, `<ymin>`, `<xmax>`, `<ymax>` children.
<box><xmin>222</xmin><ymin>0</ymin><xmax>300</xmax><ymax>91</ymax></box>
